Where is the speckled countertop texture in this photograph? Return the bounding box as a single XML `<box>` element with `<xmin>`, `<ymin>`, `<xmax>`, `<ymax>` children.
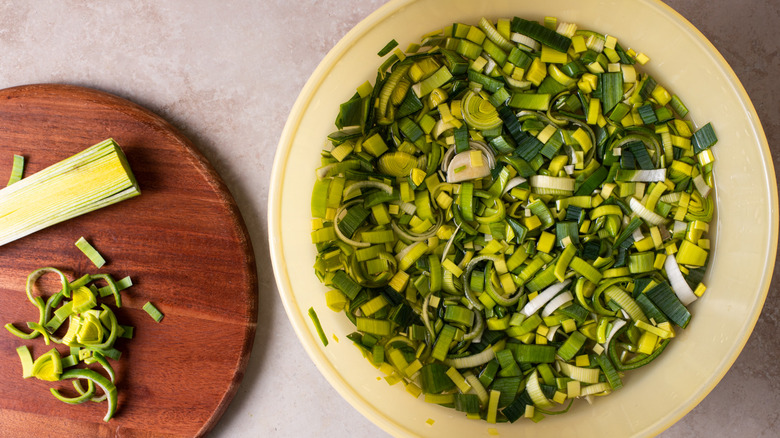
<box><xmin>0</xmin><ymin>1</ymin><xmax>777</xmax><ymax>437</ymax></box>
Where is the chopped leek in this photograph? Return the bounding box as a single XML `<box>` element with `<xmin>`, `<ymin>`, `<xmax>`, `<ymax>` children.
<box><xmin>311</xmin><ymin>15</ymin><xmax>718</xmax><ymax>424</ymax></box>
<box><xmin>6</xmin><ymin>262</ymin><xmax>140</xmax><ymax>421</ymax></box>
<box><xmin>75</xmin><ymin>236</ymin><xmax>106</xmax><ymax>268</ymax></box>
<box><xmin>143</xmin><ymin>301</ymin><xmax>165</xmax><ymax>323</ymax></box>
<box><xmin>308</xmin><ymin>307</ymin><xmax>329</xmax><ymax>346</ymax></box>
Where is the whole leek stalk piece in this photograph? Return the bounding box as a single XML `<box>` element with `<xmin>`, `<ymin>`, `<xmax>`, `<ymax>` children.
<box><xmin>0</xmin><ymin>138</ymin><xmax>140</xmax><ymax>246</ymax></box>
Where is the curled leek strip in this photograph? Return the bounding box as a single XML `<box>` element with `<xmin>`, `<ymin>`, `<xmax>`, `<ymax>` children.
<box><xmin>461</xmin><ymin>310</ymin><xmax>485</xmax><ymax>342</ymax></box>
<box><xmin>390</xmin><ymin>208</ymin><xmax>443</xmax><ymax>241</ymax></box>
<box><xmin>5</xmin><ymin>268</ymin><xmax>71</xmax><ymax>339</ymax></box>
<box><xmin>90</xmin><ymin>274</ymin><xmax>121</xmax><ymax>308</ymax></box>
<box><xmin>60</xmin><ymin>369</ymin><xmax>118</xmax><ymax>422</ymax></box>
<box><xmin>51</xmin><ymin>379</ymin><xmax>95</xmax><ymax>405</ymax></box>
<box><xmin>343</xmin><ymin>181</ymin><xmax>394</xmax><ymax>198</ymax></box>
<box><xmin>332</xmin><ymin>200</ymin><xmax>371</xmax><ymax>248</ymax></box>
<box><xmin>421</xmin><ymin>293</ymin><xmax>436</xmax><ymax>338</ymax></box>
<box><xmin>484</xmin><ymin>271</ymin><xmax>524</xmax><ymax>307</ymax></box>
<box><xmin>27</xmin><ymin>267</ymin><xmax>71</xmax><ymax>304</ymax></box>
<box><xmin>443</xmin><ymin>345</ymin><xmax>496</xmax><ymax>369</ymax></box>
<box><xmin>462</xmin><ymin>256</ymin><xmax>504</xmax><ymax>311</ymax></box>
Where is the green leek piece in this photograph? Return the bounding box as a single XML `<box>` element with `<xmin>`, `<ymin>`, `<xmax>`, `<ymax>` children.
<box><xmin>604</xmin><ymin>285</ymin><xmax>648</xmax><ymax>323</ymax></box>
<box><xmin>91</xmin><ymin>273</ymin><xmax>121</xmax><ymax>308</ymax></box>
<box><xmin>60</xmin><ymin>353</ymin><xmax>79</xmax><ymax>369</ymax></box>
<box><xmin>557</xmin><ymin>330</ymin><xmax>587</xmax><ymax>361</ymax></box>
<box><xmin>98</xmin><ymin>276</ymin><xmax>133</xmax><ymax>298</ymax></box>
<box><xmin>413</xmin><ymin>66</ymin><xmax>453</xmax><ymax>98</ymax></box>
<box><xmin>432</xmin><ymin>324</ymin><xmax>457</xmax><ymax>361</ymax></box>
<box><xmin>16</xmin><ymin>345</ymin><xmax>34</xmax><ymax>378</ymax></box>
<box><xmin>142</xmin><ymin>301</ymin><xmax>164</xmax><ymax>323</ymax></box>
<box><xmin>514</xmin><ymin>344</ymin><xmax>556</xmax><ymax>363</ymax></box>
<box><xmin>645</xmin><ymin>281</ymin><xmax>691</xmax><ymax>328</ymax></box>
<box><xmin>77</xmin><ymin>313</ymin><xmax>105</xmax><ymax>345</ymax></box>
<box><xmin>468</xmin><ymin>70</ymin><xmax>504</xmax><ymax>94</ymax></box>
<box><xmin>596</xmin><ymin>72</ymin><xmax>623</xmax><ymax>113</ymax></box>
<box><xmin>608</xmin><ymin>325</ymin><xmax>672</xmax><ymax>371</ymax></box>
<box><xmin>7</xmin><ymin>154</ymin><xmax>24</xmax><ymax>186</ymax></box>
<box><xmin>670</xmin><ymin>95</ymin><xmax>689</xmax><ymax>117</ymax></box>
<box><xmin>420</xmin><ymin>362</ymin><xmax>455</xmax><ymax>394</ymax></box>
<box><xmin>592</xmin><ymin>354</ymin><xmax>623</xmax><ymax>390</ymax></box>
<box><xmin>308</xmin><ymin>307</ymin><xmax>329</xmax><ymax>346</ymax></box>
<box><xmin>0</xmin><ymin>139</ymin><xmax>140</xmax><ymax>246</ymax></box>
<box><xmin>377</xmin><ymin>39</ymin><xmax>399</xmax><ymax>56</ymax></box>
<box><xmin>439</xmin><ymin>48</ymin><xmax>469</xmax><ymax>76</ymax></box>
<box><xmin>75</xmin><ymin>237</ymin><xmax>106</xmax><ymax>268</ymax></box>
<box><xmin>510</xmin><ymin>17</ymin><xmax>572</xmax><ymax>52</ymax></box>
<box><xmin>356</xmin><ymin>316</ymin><xmax>393</xmax><ymax>336</ymax></box>
<box><xmin>454</xmin><ymin>393</ymin><xmax>481</xmax><ymax>414</ymax></box>
<box><xmin>493</xmin><ymin>376</ymin><xmax>523</xmax><ymax>407</ymax></box>
<box><xmin>331</xmin><ymin>270</ymin><xmax>362</xmax><ymax>300</ymax></box>
<box><xmin>495</xmin><ymin>348</ymin><xmax>519</xmax><ymax>375</ymax></box>
<box><xmin>443</xmin><ymin>305</ymin><xmax>474</xmax><ymax>326</ymax></box>
<box><xmin>692</xmin><ymin>122</ymin><xmax>718</xmax><ymax>153</ymax></box>
<box><xmin>509</xmin><ymin>93</ymin><xmax>552</xmax><ymax>111</ymax></box>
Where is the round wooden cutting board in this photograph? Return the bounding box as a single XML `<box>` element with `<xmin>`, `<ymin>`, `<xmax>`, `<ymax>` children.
<box><xmin>0</xmin><ymin>84</ymin><xmax>258</xmax><ymax>437</ymax></box>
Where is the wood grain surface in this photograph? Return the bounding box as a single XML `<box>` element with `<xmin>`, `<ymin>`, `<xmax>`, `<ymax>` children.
<box><xmin>0</xmin><ymin>84</ymin><xmax>258</xmax><ymax>437</ymax></box>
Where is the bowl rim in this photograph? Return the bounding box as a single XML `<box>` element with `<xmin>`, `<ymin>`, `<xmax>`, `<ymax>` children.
<box><xmin>269</xmin><ymin>0</ymin><xmax>779</xmax><ymax>436</ymax></box>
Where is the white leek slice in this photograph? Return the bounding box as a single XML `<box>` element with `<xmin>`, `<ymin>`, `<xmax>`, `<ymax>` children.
<box><xmin>693</xmin><ymin>174</ymin><xmax>711</xmax><ymax>198</ymax></box>
<box><xmin>603</xmin><ymin>319</ymin><xmax>627</xmax><ymax>350</ymax></box>
<box><xmin>664</xmin><ymin>253</ymin><xmax>698</xmax><ymax>305</ymax></box>
<box><xmin>501</xmin><ymin>176</ymin><xmax>527</xmax><ymax>196</ymax></box>
<box><xmin>510</xmin><ymin>33</ymin><xmax>540</xmax><ymax>51</ymax></box>
<box><xmin>521</xmin><ymin>279</ymin><xmax>572</xmax><ymax>316</ymax></box>
<box><xmin>541</xmin><ymin>291</ymin><xmax>573</xmax><ymax>317</ymax></box>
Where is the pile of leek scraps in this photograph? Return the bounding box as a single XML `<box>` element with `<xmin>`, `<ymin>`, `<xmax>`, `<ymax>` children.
<box><xmin>311</xmin><ymin>16</ymin><xmax>716</xmax><ymax>424</ymax></box>
<box><xmin>5</xmin><ymin>255</ymin><xmax>136</xmax><ymax>421</ymax></box>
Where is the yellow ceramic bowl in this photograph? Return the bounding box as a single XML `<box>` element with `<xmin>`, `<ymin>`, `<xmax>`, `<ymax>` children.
<box><xmin>269</xmin><ymin>0</ymin><xmax>778</xmax><ymax>436</ymax></box>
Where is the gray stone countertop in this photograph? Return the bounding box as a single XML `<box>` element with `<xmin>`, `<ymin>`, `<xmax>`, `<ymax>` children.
<box><xmin>0</xmin><ymin>1</ymin><xmax>777</xmax><ymax>436</ymax></box>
